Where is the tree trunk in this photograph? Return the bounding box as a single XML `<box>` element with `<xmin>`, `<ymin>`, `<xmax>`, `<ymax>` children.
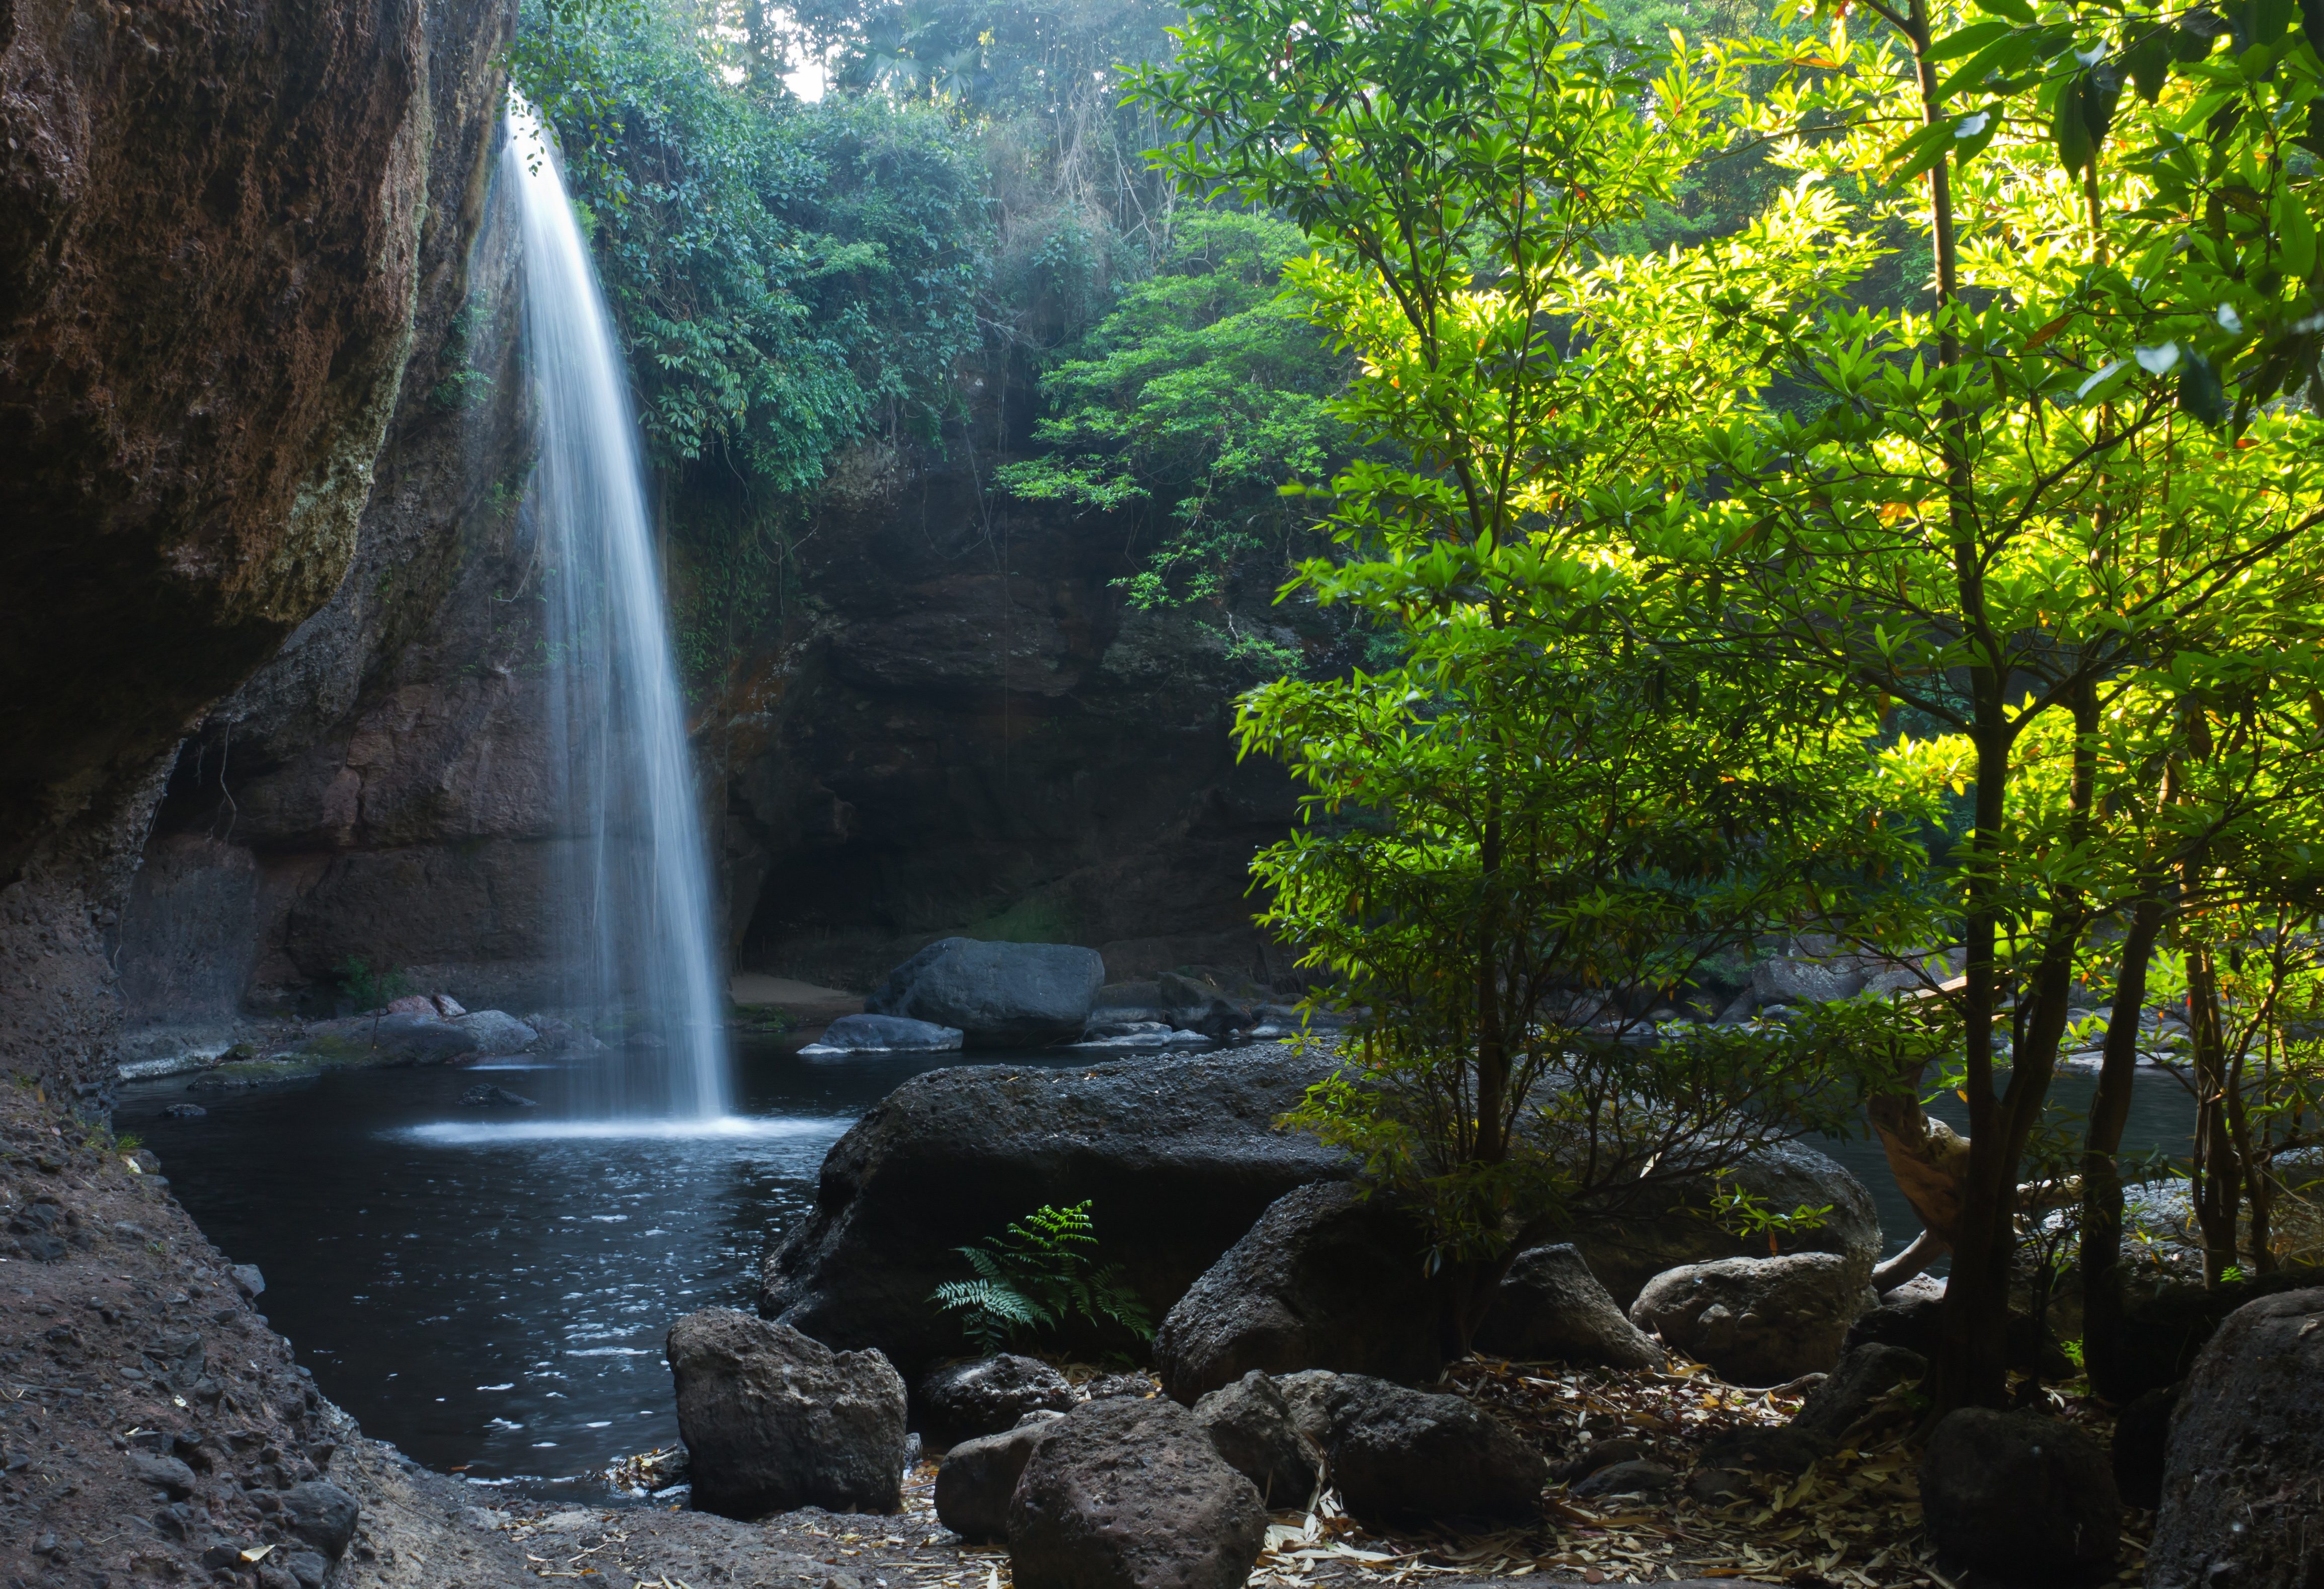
<box><xmin>1867</xmin><ymin>1092</ymin><xmax>1970</xmax><ymax>1244</ymax></box>
<box><xmin>2187</xmin><ymin>948</ymin><xmax>2241</xmax><ymax>1285</ymax></box>
<box><xmin>2078</xmin><ymin>896</ymin><xmax>2164</xmax><ymax>1401</ymax></box>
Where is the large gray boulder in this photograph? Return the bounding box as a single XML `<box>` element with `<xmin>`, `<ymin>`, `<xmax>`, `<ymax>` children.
<box><xmin>869</xmin><ymin>937</ymin><xmax>1105</xmax><ymax>1048</ymax></box>
<box><xmin>1318</xmin><ymin>1375</ymin><xmax>1546</xmax><ymax>1528</ymax></box>
<box><xmin>1630</xmin><ymin>1251</ymin><xmax>1868</xmax><ymax>1385</ymax></box>
<box><xmin>1751</xmin><ymin>951</ymin><xmax>1865</xmax><ymax>1006</ymax></box>
<box><xmin>293</xmin><ymin>1009</ymin><xmax>535</xmax><ymax>1066</ymax></box>
<box><xmin>2148</xmin><ymin>1288</ymin><xmax>2324</xmax><ymax>1589</ymax></box>
<box><xmin>1471</xmin><ymin>1243</ymin><xmax>1665</xmax><ymax>1370</ymax></box>
<box><xmin>1560</xmin><ymin>1140</ymin><xmax>1880</xmax><ymax>1306</ymax></box>
<box><xmin>1192</xmin><ymin>1371</ymin><xmax>1320</xmax><ymax>1509</ymax></box>
<box><xmin>1152</xmin><ymin>1181</ymin><xmax>1443</xmax><ymax>1404</ymax></box>
<box><xmin>667</xmin><ymin>1308</ymin><xmax>908</xmax><ymax>1519</ymax></box>
<box><xmin>1921</xmin><ymin>1409</ymin><xmax>2119</xmax><ymax>1583</ymax></box>
<box><xmin>1006</xmin><ymin>1397</ymin><xmax>1267</xmax><ymax>1589</ymax></box>
<box><xmin>759</xmin><ymin>1051</ymin><xmax>1348</xmax><ymax>1378</ymax></box>
<box><xmin>935</xmin><ymin>1411</ymin><xmax>1061</xmax><ymax>1542</ymax></box>
<box><xmin>919</xmin><ymin>1354</ymin><xmax>1077</xmax><ymax>1448</ymax></box>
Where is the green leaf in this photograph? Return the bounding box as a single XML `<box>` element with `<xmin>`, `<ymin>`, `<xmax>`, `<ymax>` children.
<box><xmin>2276</xmin><ymin>184</ymin><xmax>2318</xmax><ymax>279</ymax></box>
<box><xmin>2179</xmin><ymin>353</ymin><xmax>2230</xmax><ymax>425</ymax></box>
<box><xmin>2055</xmin><ymin>84</ymin><xmax>2096</xmax><ymax>173</ymax></box>
<box><xmin>1969</xmin><ymin>0</ymin><xmax>2036</xmax><ymax>24</ymax></box>
<box><xmin>1889</xmin><ymin>120</ymin><xmax>1959</xmax><ymax>183</ymax></box>
<box><xmin>2077</xmin><ymin>66</ymin><xmax>2123</xmax><ymax>157</ymax></box>
<box><xmin>2125</xmin><ymin>29</ymin><xmax>2171</xmax><ymax>102</ymax></box>
<box><xmin>1926</xmin><ymin>18</ymin><xmax>2018</xmax><ymax>61</ymax></box>
<box><xmin>2174</xmin><ymin>13</ymin><xmax>2228</xmax><ymax>60</ymax></box>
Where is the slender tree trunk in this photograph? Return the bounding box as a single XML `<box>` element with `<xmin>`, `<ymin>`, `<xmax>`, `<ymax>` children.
<box><xmin>2187</xmin><ymin>949</ymin><xmax>2241</xmax><ymax>1285</ymax></box>
<box><xmin>2249</xmin><ymin>1149</ymin><xmax>2278</xmax><ymax>1274</ymax></box>
<box><xmin>2079</xmin><ymin>896</ymin><xmax>2165</xmax><ymax>1400</ymax></box>
<box><xmin>1934</xmin><ymin>703</ymin><xmax>2013</xmax><ymax>1411</ymax></box>
<box><xmin>1474</xmin><ymin>803</ymin><xmax>1508</xmax><ymax>1166</ymax></box>
<box><xmin>1902</xmin><ymin>0</ymin><xmax>2012</xmax><ymax>1414</ymax></box>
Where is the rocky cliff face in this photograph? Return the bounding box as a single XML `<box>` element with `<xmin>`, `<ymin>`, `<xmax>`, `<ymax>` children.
<box><xmin>0</xmin><ymin>0</ymin><xmax>516</xmax><ymax>1087</ymax></box>
<box><xmin>117</xmin><ymin>182</ymin><xmax>551</xmax><ymax>1054</ymax></box>
<box><xmin>115</xmin><ymin>415</ymin><xmax>1307</xmax><ymax>1041</ymax></box>
<box><xmin>713</xmin><ymin>438</ymin><xmax>1305</xmax><ymax>994</ymax></box>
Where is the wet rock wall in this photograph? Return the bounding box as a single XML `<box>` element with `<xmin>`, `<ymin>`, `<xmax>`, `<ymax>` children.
<box><xmin>0</xmin><ymin>0</ymin><xmax>518</xmax><ymax>1087</ymax></box>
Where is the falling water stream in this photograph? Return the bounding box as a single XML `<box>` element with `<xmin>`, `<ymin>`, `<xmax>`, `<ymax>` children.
<box><xmin>506</xmin><ymin>96</ymin><xmax>729</xmax><ymax>1121</ymax></box>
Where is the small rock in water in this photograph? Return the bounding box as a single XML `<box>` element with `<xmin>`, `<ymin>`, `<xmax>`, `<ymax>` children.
<box><xmin>459</xmin><ymin>1084</ymin><xmax>537</xmax><ymax>1108</ymax></box>
<box><xmin>162</xmin><ymin>1103</ymin><xmax>207</xmax><ymax>1119</ymax></box>
<box><xmin>799</xmin><ymin>1013</ymin><xmax>964</xmax><ymax>1059</ymax></box>
<box><xmin>230</xmin><ymin>1263</ymin><xmax>266</xmax><ymax>1298</ymax></box>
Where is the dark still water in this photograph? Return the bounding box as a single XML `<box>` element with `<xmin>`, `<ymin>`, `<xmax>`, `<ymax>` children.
<box><xmin>118</xmin><ymin>1040</ymin><xmax>1078</xmax><ymax>1495</ymax></box>
<box><xmin>120</xmin><ymin>1042</ymin><xmax>2197</xmax><ymax>1495</ymax></box>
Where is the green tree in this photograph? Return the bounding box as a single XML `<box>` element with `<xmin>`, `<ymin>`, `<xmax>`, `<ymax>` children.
<box><xmin>1136</xmin><ymin>0</ymin><xmax>1934</xmax><ymax>1342</ymax></box>
<box><xmin>1641</xmin><ymin>0</ymin><xmax>2324</xmax><ymax>1408</ymax></box>
<box><xmin>996</xmin><ymin>210</ymin><xmax>1352</xmax><ymax>612</ymax></box>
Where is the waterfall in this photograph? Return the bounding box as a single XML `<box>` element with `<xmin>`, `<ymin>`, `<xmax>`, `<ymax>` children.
<box><xmin>504</xmin><ymin>97</ymin><xmax>730</xmax><ymax>1121</ymax></box>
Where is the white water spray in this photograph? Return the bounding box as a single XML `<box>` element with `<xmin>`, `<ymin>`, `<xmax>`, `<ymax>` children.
<box><xmin>505</xmin><ymin>97</ymin><xmax>730</xmax><ymax>1120</ymax></box>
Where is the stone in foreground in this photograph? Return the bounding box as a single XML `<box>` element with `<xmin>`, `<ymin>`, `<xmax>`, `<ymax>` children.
<box><xmin>1320</xmin><ymin>1374</ymin><xmax>1546</xmax><ymax>1528</ymax></box>
<box><xmin>667</xmin><ymin>1308</ymin><xmax>907</xmax><ymax>1519</ymax></box>
<box><xmin>1629</xmin><ymin>1251</ymin><xmax>1867</xmax><ymax>1385</ymax></box>
<box><xmin>919</xmin><ymin>1354</ymin><xmax>1076</xmax><ymax>1448</ymax></box>
<box><xmin>868</xmin><ymin>937</ymin><xmax>1105</xmax><ymax>1048</ymax></box>
<box><xmin>280</xmin><ymin>1481</ymin><xmax>362</xmax><ymax>1560</ymax></box>
<box><xmin>935</xmin><ymin>1410</ymin><xmax>1061</xmax><ymax>1543</ymax></box>
<box><xmin>1152</xmin><ymin>1181</ymin><xmax>1441</xmax><ymax>1403</ymax></box>
<box><xmin>1788</xmin><ymin>1342</ymin><xmax>1924</xmax><ymax>1446</ymax></box>
<box><xmin>2148</xmin><ymin>1287</ymin><xmax>2323</xmax><ymax>1589</ymax></box>
<box><xmin>1006</xmin><ymin>1396</ymin><xmax>1266</xmax><ymax>1589</ymax></box>
<box><xmin>1471</xmin><ymin>1243</ymin><xmax>1665</xmax><ymax>1369</ymax></box>
<box><xmin>1192</xmin><ymin>1371</ymin><xmax>1320</xmax><ymax>1509</ymax></box>
<box><xmin>1920</xmin><ymin>1409</ymin><xmax>2119</xmax><ymax>1584</ymax></box>
<box><xmin>803</xmin><ymin>1013</ymin><xmax>966</xmax><ymax>1057</ymax></box>
<box><xmin>760</xmin><ymin>1050</ymin><xmax>1346</xmax><ymax>1378</ymax></box>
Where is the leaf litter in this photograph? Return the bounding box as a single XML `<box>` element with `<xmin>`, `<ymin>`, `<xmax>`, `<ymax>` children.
<box><xmin>1246</xmin><ymin>1357</ymin><xmax>2151</xmax><ymax>1588</ymax></box>
<box><xmin>565</xmin><ymin>1357</ymin><xmax>2149</xmax><ymax>1589</ymax></box>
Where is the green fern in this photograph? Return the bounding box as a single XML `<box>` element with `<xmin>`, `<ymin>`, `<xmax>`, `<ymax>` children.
<box><xmin>928</xmin><ymin>1201</ymin><xmax>1153</xmax><ymax>1354</ymax></box>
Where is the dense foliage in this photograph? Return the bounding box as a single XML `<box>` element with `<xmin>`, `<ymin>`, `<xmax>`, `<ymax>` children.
<box><xmin>996</xmin><ymin>211</ymin><xmax>1353</xmax><ymax>612</ymax></box>
<box><xmin>1143</xmin><ymin>0</ymin><xmax>2324</xmax><ymax>1407</ymax></box>
<box><xmin>512</xmin><ymin>1</ymin><xmax>988</xmax><ymax>488</ymax></box>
